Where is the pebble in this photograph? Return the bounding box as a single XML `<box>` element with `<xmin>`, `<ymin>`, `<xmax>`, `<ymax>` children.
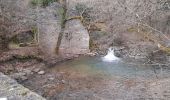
<box><xmin>48</xmin><ymin>77</ymin><xmax>55</xmax><ymax>81</ymax></box>
<box><xmin>61</xmin><ymin>80</ymin><xmax>66</xmax><ymax>84</ymax></box>
<box><xmin>38</xmin><ymin>71</ymin><xmax>45</xmax><ymax>75</ymax></box>
<box><xmin>86</xmin><ymin>52</ymin><xmax>96</xmax><ymax>56</ymax></box>
<box><xmin>20</xmin><ymin>76</ymin><xmax>28</xmax><ymax>81</ymax></box>
<box><xmin>10</xmin><ymin>72</ymin><xmax>26</xmax><ymax>79</ymax></box>
<box><xmin>23</xmin><ymin>69</ymin><xmax>32</xmax><ymax>75</ymax></box>
<box><xmin>33</xmin><ymin>68</ymin><xmax>40</xmax><ymax>73</ymax></box>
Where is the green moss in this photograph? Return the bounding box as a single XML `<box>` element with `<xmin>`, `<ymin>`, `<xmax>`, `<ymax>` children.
<box><xmin>89</xmin><ymin>39</ymin><xmax>98</xmax><ymax>51</ymax></box>
<box><xmin>31</xmin><ymin>0</ymin><xmax>58</xmax><ymax>7</ymax></box>
<box><xmin>127</xmin><ymin>27</ymin><xmax>136</xmax><ymax>32</ymax></box>
<box><xmin>10</xmin><ymin>35</ymin><xmax>20</xmax><ymax>44</ymax></box>
<box><xmin>9</xmin><ymin>28</ymin><xmax>38</xmax><ymax>48</ymax></box>
<box><xmin>31</xmin><ymin>0</ymin><xmax>39</xmax><ymax>6</ymax></box>
<box><xmin>57</xmin><ymin>7</ymin><xmax>67</xmax><ymax>28</ymax></box>
<box><xmin>31</xmin><ymin>27</ymin><xmax>38</xmax><ymax>42</ymax></box>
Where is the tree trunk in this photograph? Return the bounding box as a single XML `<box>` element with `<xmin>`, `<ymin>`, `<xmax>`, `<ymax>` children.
<box><xmin>56</xmin><ymin>0</ymin><xmax>67</xmax><ymax>54</ymax></box>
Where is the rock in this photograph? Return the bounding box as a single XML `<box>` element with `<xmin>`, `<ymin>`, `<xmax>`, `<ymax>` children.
<box><xmin>38</xmin><ymin>3</ymin><xmax>63</xmax><ymax>56</ymax></box>
<box><xmin>10</xmin><ymin>72</ymin><xmax>26</xmax><ymax>80</ymax></box>
<box><xmin>33</xmin><ymin>68</ymin><xmax>40</xmax><ymax>73</ymax></box>
<box><xmin>48</xmin><ymin>77</ymin><xmax>55</xmax><ymax>81</ymax></box>
<box><xmin>47</xmin><ymin>74</ymin><xmax>55</xmax><ymax>81</ymax></box>
<box><xmin>0</xmin><ymin>72</ymin><xmax>46</xmax><ymax>100</ymax></box>
<box><xmin>61</xmin><ymin>80</ymin><xmax>66</xmax><ymax>84</ymax></box>
<box><xmin>20</xmin><ymin>76</ymin><xmax>28</xmax><ymax>81</ymax></box>
<box><xmin>59</xmin><ymin>19</ymin><xmax>90</xmax><ymax>55</ymax></box>
<box><xmin>38</xmin><ymin>71</ymin><xmax>45</xmax><ymax>75</ymax></box>
<box><xmin>23</xmin><ymin>69</ymin><xmax>32</xmax><ymax>75</ymax></box>
<box><xmin>86</xmin><ymin>52</ymin><xmax>97</xmax><ymax>56</ymax></box>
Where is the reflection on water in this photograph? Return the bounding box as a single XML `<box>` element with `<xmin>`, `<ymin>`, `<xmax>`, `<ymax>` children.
<box><xmin>51</xmin><ymin>56</ymin><xmax>170</xmax><ymax>79</ymax></box>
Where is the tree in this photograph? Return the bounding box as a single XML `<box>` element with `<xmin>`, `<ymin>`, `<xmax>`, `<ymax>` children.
<box><xmin>56</xmin><ymin>0</ymin><xmax>67</xmax><ymax>54</ymax></box>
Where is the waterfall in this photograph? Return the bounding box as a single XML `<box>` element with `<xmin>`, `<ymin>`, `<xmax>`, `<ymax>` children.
<box><xmin>102</xmin><ymin>47</ymin><xmax>119</xmax><ymax>62</ymax></box>
<box><xmin>0</xmin><ymin>98</ymin><xmax>7</xmax><ymax>100</ymax></box>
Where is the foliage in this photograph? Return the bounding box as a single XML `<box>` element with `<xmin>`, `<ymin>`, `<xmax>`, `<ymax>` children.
<box><xmin>89</xmin><ymin>39</ymin><xmax>98</xmax><ymax>51</ymax></box>
<box><xmin>57</xmin><ymin>7</ymin><xmax>66</xmax><ymax>28</ymax></box>
<box><xmin>31</xmin><ymin>27</ymin><xmax>38</xmax><ymax>42</ymax></box>
<box><xmin>10</xmin><ymin>30</ymin><xmax>36</xmax><ymax>48</ymax></box>
<box><xmin>75</xmin><ymin>3</ymin><xmax>93</xmax><ymax>22</ymax></box>
<box><xmin>31</xmin><ymin>0</ymin><xmax>58</xmax><ymax>7</ymax></box>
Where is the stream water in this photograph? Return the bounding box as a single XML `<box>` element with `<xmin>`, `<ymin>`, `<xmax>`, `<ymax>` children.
<box><xmin>51</xmin><ymin>56</ymin><xmax>170</xmax><ymax>79</ymax></box>
<box><xmin>22</xmin><ymin>49</ymin><xmax>170</xmax><ymax>99</ymax></box>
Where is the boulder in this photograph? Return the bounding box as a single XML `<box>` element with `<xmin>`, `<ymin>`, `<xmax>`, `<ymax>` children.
<box><xmin>38</xmin><ymin>3</ymin><xmax>63</xmax><ymax>56</ymax></box>
<box><xmin>59</xmin><ymin>19</ymin><xmax>90</xmax><ymax>54</ymax></box>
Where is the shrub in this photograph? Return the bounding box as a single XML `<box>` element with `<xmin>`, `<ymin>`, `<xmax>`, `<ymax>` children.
<box><xmin>75</xmin><ymin>3</ymin><xmax>93</xmax><ymax>22</ymax></box>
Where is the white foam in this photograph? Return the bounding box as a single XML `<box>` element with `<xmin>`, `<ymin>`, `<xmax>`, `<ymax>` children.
<box><xmin>102</xmin><ymin>47</ymin><xmax>119</xmax><ymax>62</ymax></box>
<box><xmin>0</xmin><ymin>98</ymin><xmax>7</xmax><ymax>100</ymax></box>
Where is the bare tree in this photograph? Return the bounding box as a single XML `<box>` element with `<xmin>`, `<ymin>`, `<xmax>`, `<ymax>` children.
<box><xmin>56</xmin><ymin>0</ymin><xmax>67</xmax><ymax>54</ymax></box>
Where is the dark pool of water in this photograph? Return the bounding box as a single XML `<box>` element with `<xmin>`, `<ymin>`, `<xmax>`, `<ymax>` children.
<box><xmin>52</xmin><ymin>56</ymin><xmax>170</xmax><ymax>79</ymax></box>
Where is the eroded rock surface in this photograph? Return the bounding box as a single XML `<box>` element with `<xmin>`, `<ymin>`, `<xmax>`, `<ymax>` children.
<box><xmin>0</xmin><ymin>72</ymin><xmax>45</xmax><ymax>100</ymax></box>
<box><xmin>37</xmin><ymin>3</ymin><xmax>62</xmax><ymax>55</ymax></box>
<box><xmin>59</xmin><ymin>19</ymin><xmax>90</xmax><ymax>55</ymax></box>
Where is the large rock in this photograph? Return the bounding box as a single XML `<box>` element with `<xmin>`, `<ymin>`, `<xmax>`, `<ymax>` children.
<box><xmin>0</xmin><ymin>73</ymin><xmax>45</xmax><ymax>100</ymax></box>
<box><xmin>37</xmin><ymin>3</ymin><xmax>62</xmax><ymax>56</ymax></box>
<box><xmin>59</xmin><ymin>19</ymin><xmax>90</xmax><ymax>54</ymax></box>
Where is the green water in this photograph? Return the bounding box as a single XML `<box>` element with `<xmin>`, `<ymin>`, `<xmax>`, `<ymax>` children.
<box><xmin>52</xmin><ymin>56</ymin><xmax>170</xmax><ymax>79</ymax></box>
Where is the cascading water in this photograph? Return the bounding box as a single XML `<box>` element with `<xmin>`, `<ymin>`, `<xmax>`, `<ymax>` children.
<box><xmin>102</xmin><ymin>47</ymin><xmax>119</xmax><ymax>62</ymax></box>
<box><xmin>0</xmin><ymin>98</ymin><xmax>7</xmax><ymax>100</ymax></box>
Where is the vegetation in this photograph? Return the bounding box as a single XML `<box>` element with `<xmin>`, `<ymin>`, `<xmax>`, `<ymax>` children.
<box><xmin>89</xmin><ymin>39</ymin><xmax>98</xmax><ymax>51</ymax></box>
<box><xmin>0</xmin><ymin>35</ymin><xmax>9</xmax><ymax>51</ymax></box>
<box><xmin>57</xmin><ymin>7</ymin><xmax>67</xmax><ymax>28</ymax></box>
<box><xmin>31</xmin><ymin>27</ymin><xmax>38</xmax><ymax>43</ymax></box>
<box><xmin>31</xmin><ymin>0</ymin><xmax>58</xmax><ymax>7</ymax></box>
<box><xmin>75</xmin><ymin>3</ymin><xmax>93</xmax><ymax>23</ymax></box>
